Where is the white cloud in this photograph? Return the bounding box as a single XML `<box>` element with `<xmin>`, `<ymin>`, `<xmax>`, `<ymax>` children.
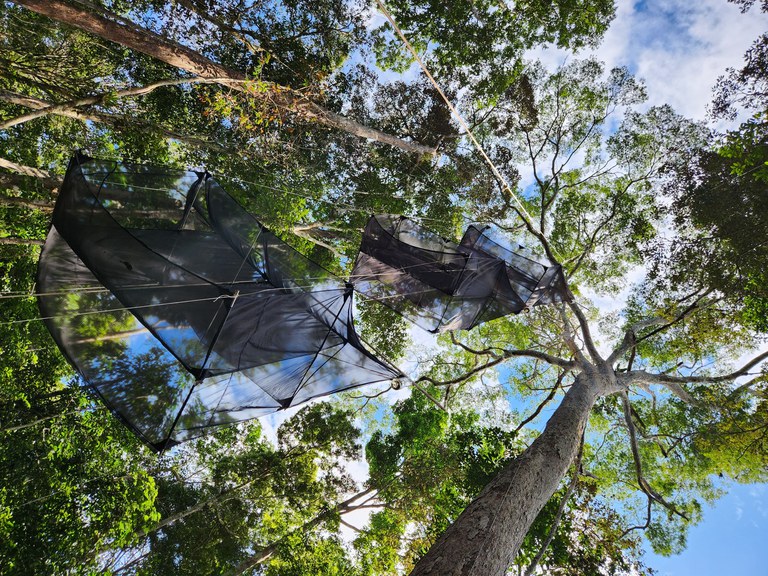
<box><xmin>529</xmin><ymin>0</ymin><xmax>768</xmax><ymax>126</ymax></box>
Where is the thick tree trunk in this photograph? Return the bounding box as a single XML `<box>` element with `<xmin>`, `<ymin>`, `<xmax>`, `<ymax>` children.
<box><xmin>409</xmin><ymin>373</ymin><xmax>602</xmax><ymax>576</ymax></box>
<box><xmin>13</xmin><ymin>0</ymin><xmax>436</xmax><ymax>156</ymax></box>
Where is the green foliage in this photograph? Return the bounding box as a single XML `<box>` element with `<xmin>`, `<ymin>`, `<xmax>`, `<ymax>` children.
<box><xmin>660</xmin><ymin>116</ymin><xmax>768</xmax><ymax>332</ymax></box>
<box><xmin>373</xmin><ymin>0</ymin><xmax>615</xmax><ymax>101</ymax></box>
<box><xmin>1</xmin><ymin>1</ymin><xmax>767</xmax><ymax>574</ymax></box>
<box><xmin>517</xmin><ymin>487</ymin><xmax>653</xmax><ymax>575</ymax></box>
<box><xmin>364</xmin><ymin>391</ymin><xmax>523</xmax><ymax>568</ymax></box>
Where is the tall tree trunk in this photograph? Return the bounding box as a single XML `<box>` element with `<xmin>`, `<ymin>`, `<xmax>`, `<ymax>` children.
<box><xmin>409</xmin><ymin>373</ymin><xmax>602</xmax><ymax>576</ymax></box>
<box><xmin>13</xmin><ymin>0</ymin><xmax>436</xmax><ymax>157</ymax></box>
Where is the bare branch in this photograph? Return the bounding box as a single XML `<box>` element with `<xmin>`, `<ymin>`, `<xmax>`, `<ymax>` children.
<box><xmin>0</xmin><ymin>78</ymin><xmax>215</xmax><ymax>130</ymax></box>
<box><xmin>620</xmin><ymin>497</ymin><xmax>652</xmax><ymax>540</ymax></box>
<box><xmin>567</xmin><ymin>301</ymin><xmax>602</xmax><ymax>364</ymax></box>
<box><xmin>0</xmin><ymin>193</ymin><xmax>53</xmax><ymax>211</ymax></box>
<box><xmin>0</xmin><ymin>157</ymin><xmax>61</xmax><ymax>186</ymax></box>
<box><xmin>412</xmin><ymin>382</ymin><xmax>448</xmax><ymax>412</ymax></box>
<box><xmin>502</xmin><ymin>348</ymin><xmax>576</xmax><ymax>370</ymax></box>
<box><xmin>15</xmin><ymin>0</ymin><xmax>436</xmax><ymax>156</ymax></box>
<box><xmin>0</xmin><ymin>90</ymin><xmax>224</xmax><ymax>150</ymax></box>
<box><xmin>558</xmin><ymin>304</ymin><xmax>590</xmax><ymax>368</ymax></box>
<box><xmin>339</xmin><ymin>517</ymin><xmax>362</xmax><ymax>533</ymax></box>
<box><xmin>607</xmin><ymin>317</ymin><xmax>667</xmax><ymax>365</ymax></box>
<box><xmin>229</xmin><ymin>486</ymin><xmax>377</xmax><ymax>575</ymax></box>
<box><xmin>0</xmin><ymin>236</ymin><xmax>44</xmax><ymax>246</ymax></box>
<box><xmin>291</xmin><ymin>228</ymin><xmax>343</xmax><ymax>258</ymax></box>
<box><xmin>450</xmin><ymin>331</ymin><xmax>503</xmax><ymax>358</ymax></box>
<box><xmin>417</xmin><ymin>356</ymin><xmax>506</xmax><ymax>389</ymax></box>
<box><xmin>621</xmin><ymin>393</ymin><xmax>689</xmax><ymax>521</ymax></box>
<box><xmin>728</xmin><ymin>374</ymin><xmax>768</xmax><ymax>400</ymax></box>
<box><xmin>634</xmin><ymin>290</ymin><xmax>717</xmax><ymax>346</ymax></box>
<box><xmin>628</xmin><ymin>349</ymin><xmax>768</xmax><ymax>386</ymax></box>
<box><xmin>514</xmin><ymin>372</ymin><xmax>564</xmax><ymax>434</ymax></box>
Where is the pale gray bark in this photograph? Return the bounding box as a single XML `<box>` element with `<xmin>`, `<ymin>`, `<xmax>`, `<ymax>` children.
<box><xmin>0</xmin><ymin>89</ymin><xmax>223</xmax><ymax>150</ymax></box>
<box><xmin>14</xmin><ymin>0</ymin><xmax>436</xmax><ymax>156</ymax></box>
<box><xmin>0</xmin><ymin>157</ymin><xmax>61</xmax><ymax>186</ymax></box>
<box><xmin>523</xmin><ymin>435</ymin><xmax>583</xmax><ymax>576</ymax></box>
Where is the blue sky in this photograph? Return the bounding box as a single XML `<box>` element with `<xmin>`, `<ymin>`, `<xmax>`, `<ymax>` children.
<box><xmin>649</xmin><ymin>483</ymin><xmax>768</xmax><ymax>576</ymax></box>
<box><xmin>532</xmin><ymin>0</ymin><xmax>768</xmax><ymax>126</ymax></box>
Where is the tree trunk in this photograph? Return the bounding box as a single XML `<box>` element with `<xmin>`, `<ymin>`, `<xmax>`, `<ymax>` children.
<box><xmin>409</xmin><ymin>373</ymin><xmax>602</xmax><ymax>576</ymax></box>
<box><xmin>14</xmin><ymin>0</ymin><xmax>436</xmax><ymax>156</ymax></box>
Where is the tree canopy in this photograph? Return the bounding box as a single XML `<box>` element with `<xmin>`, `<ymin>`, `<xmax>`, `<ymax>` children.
<box><xmin>1</xmin><ymin>1</ymin><xmax>767</xmax><ymax>575</ymax></box>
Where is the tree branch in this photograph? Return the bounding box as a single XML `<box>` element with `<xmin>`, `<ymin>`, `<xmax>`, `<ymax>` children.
<box><xmin>0</xmin><ymin>89</ymin><xmax>224</xmax><ymax>150</ymax></box>
<box><xmin>0</xmin><ymin>157</ymin><xmax>62</xmax><ymax>187</ymax></box>
<box><xmin>14</xmin><ymin>0</ymin><xmax>436</xmax><ymax>156</ymax></box>
<box><xmin>229</xmin><ymin>486</ymin><xmax>377</xmax><ymax>575</ymax></box>
<box><xmin>502</xmin><ymin>348</ymin><xmax>576</xmax><ymax>370</ymax></box>
<box><xmin>620</xmin><ymin>497</ymin><xmax>652</xmax><ymax>540</ymax></box>
<box><xmin>607</xmin><ymin>317</ymin><xmax>668</xmax><ymax>365</ymax></box>
<box><xmin>634</xmin><ymin>290</ymin><xmax>716</xmax><ymax>346</ymax></box>
<box><xmin>0</xmin><ymin>236</ymin><xmax>44</xmax><ymax>246</ymax></box>
<box><xmin>621</xmin><ymin>393</ymin><xmax>689</xmax><ymax>521</ymax></box>
<box><xmin>558</xmin><ymin>304</ymin><xmax>590</xmax><ymax>368</ymax></box>
<box><xmin>412</xmin><ymin>382</ymin><xmax>448</xmax><ymax>412</ymax></box>
<box><xmin>0</xmin><ymin>78</ymin><xmax>215</xmax><ymax>130</ymax></box>
<box><xmin>417</xmin><ymin>356</ymin><xmax>506</xmax><ymax>389</ymax></box>
<box><xmin>566</xmin><ymin>301</ymin><xmax>602</xmax><ymax>363</ymax></box>
<box><xmin>627</xmin><ymin>349</ymin><xmax>768</xmax><ymax>386</ymax></box>
<box><xmin>514</xmin><ymin>372</ymin><xmax>564</xmax><ymax>434</ymax></box>
<box><xmin>728</xmin><ymin>373</ymin><xmax>768</xmax><ymax>400</ymax></box>
<box><xmin>0</xmin><ymin>193</ymin><xmax>53</xmax><ymax>211</ymax></box>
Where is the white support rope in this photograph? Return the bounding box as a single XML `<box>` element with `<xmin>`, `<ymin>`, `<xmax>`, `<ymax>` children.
<box><xmin>0</xmin><ymin>293</ymin><xmax>239</xmax><ymax>327</ymax></box>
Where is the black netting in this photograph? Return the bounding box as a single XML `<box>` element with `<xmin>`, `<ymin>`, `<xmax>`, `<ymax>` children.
<box><xmin>37</xmin><ymin>155</ymin><xmax>402</xmax><ymax>451</ymax></box>
<box><xmin>351</xmin><ymin>215</ymin><xmax>569</xmax><ymax>333</ymax></box>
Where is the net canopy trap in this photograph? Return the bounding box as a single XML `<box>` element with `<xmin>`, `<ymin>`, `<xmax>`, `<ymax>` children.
<box><xmin>37</xmin><ymin>154</ymin><xmax>403</xmax><ymax>451</ymax></box>
<box><xmin>351</xmin><ymin>215</ymin><xmax>567</xmax><ymax>333</ymax></box>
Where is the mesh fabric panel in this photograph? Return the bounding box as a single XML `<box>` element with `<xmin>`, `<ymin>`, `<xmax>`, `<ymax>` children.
<box><xmin>38</xmin><ymin>155</ymin><xmax>402</xmax><ymax>450</ymax></box>
<box><xmin>351</xmin><ymin>215</ymin><xmax>568</xmax><ymax>333</ymax></box>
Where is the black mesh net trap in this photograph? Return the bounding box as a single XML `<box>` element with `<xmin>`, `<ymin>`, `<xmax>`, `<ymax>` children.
<box><xmin>351</xmin><ymin>215</ymin><xmax>568</xmax><ymax>333</ymax></box>
<box><xmin>37</xmin><ymin>154</ymin><xmax>403</xmax><ymax>451</ymax></box>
